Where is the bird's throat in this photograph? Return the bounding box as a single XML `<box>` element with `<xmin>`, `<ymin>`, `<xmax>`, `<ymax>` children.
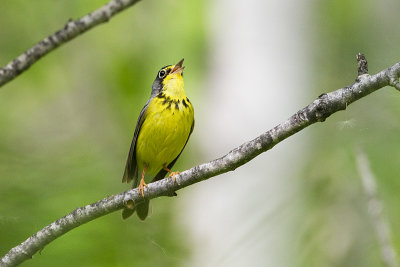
<box><xmin>162</xmin><ymin>73</ymin><xmax>186</xmax><ymax>99</ymax></box>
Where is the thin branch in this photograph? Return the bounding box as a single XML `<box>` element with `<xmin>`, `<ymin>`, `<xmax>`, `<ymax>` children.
<box><xmin>0</xmin><ymin>0</ymin><xmax>141</xmax><ymax>88</ymax></box>
<box><xmin>1</xmin><ymin>56</ymin><xmax>400</xmax><ymax>266</ymax></box>
<box><xmin>356</xmin><ymin>147</ymin><xmax>399</xmax><ymax>267</ymax></box>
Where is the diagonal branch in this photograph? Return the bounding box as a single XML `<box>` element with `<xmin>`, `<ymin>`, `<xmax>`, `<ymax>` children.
<box><xmin>0</xmin><ymin>0</ymin><xmax>141</xmax><ymax>88</ymax></box>
<box><xmin>1</xmin><ymin>56</ymin><xmax>400</xmax><ymax>267</ymax></box>
<box><xmin>356</xmin><ymin>147</ymin><xmax>399</xmax><ymax>267</ymax></box>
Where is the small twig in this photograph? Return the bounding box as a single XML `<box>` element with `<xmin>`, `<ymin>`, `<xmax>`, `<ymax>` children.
<box><xmin>0</xmin><ymin>0</ymin><xmax>141</xmax><ymax>88</ymax></box>
<box><xmin>355</xmin><ymin>53</ymin><xmax>400</xmax><ymax>91</ymax></box>
<box><xmin>356</xmin><ymin>147</ymin><xmax>399</xmax><ymax>267</ymax></box>
<box><xmin>357</xmin><ymin>53</ymin><xmax>369</xmax><ymax>76</ymax></box>
<box><xmin>1</xmin><ymin>55</ymin><xmax>400</xmax><ymax>266</ymax></box>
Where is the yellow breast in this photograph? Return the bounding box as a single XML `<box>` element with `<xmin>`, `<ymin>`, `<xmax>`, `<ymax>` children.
<box><xmin>135</xmin><ymin>93</ymin><xmax>194</xmax><ymax>176</ymax></box>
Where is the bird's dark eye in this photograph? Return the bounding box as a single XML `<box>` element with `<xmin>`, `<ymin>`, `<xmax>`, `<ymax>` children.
<box><xmin>158</xmin><ymin>69</ymin><xmax>166</xmax><ymax>79</ymax></box>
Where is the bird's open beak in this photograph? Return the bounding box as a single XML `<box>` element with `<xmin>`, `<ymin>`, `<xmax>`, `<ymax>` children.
<box><xmin>170</xmin><ymin>58</ymin><xmax>185</xmax><ymax>74</ymax></box>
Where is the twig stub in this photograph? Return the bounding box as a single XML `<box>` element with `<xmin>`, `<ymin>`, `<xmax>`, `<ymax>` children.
<box><xmin>357</xmin><ymin>53</ymin><xmax>369</xmax><ymax>76</ymax></box>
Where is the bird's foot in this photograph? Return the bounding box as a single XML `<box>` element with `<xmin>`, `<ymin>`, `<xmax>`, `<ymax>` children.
<box><xmin>163</xmin><ymin>165</ymin><xmax>180</xmax><ymax>183</ymax></box>
<box><xmin>138</xmin><ymin>177</ymin><xmax>148</xmax><ymax>197</ymax></box>
<box><xmin>169</xmin><ymin>171</ymin><xmax>180</xmax><ymax>183</ymax></box>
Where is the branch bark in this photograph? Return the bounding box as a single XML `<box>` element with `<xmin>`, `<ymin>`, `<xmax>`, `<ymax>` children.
<box><xmin>0</xmin><ymin>0</ymin><xmax>141</xmax><ymax>88</ymax></box>
<box><xmin>1</xmin><ymin>56</ymin><xmax>399</xmax><ymax>266</ymax></box>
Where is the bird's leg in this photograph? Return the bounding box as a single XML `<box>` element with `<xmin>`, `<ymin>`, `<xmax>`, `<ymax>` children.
<box><xmin>138</xmin><ymin>165</ymin><xmax>148</xmax><ymax>197</ymax></box>
<box><xmin>163</xmin><ymin>165</ymin><xmax>180</xmax><ymax>183</ymax></box>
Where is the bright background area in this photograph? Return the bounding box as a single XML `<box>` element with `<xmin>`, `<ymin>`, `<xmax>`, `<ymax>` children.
<box><xmin>0</xmin><ymin>0</ymin><xmax>400</xmax><ymax>266</ymax></box>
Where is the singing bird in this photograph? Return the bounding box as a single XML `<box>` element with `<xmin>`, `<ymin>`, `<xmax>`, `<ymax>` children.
<box><xmin>122</xmin><ymin>59</ymin><xmax>194</xmax><ymax>220</ymax></box>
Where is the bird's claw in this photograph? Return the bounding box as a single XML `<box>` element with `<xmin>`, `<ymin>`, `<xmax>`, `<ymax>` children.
<box><xmin>138</xmin><ymin>178</ymin><xmax>148</xmax><ymax>197</ymax></box>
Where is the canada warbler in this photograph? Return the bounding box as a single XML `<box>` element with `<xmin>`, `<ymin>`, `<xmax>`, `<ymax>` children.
<box><xmin>122</xmin><ymin>59</ymin><xmax>194</xmax><ymax>220</ymax></box>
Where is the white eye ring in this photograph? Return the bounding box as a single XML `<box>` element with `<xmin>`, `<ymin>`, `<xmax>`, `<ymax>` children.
<box><xmin>158</xmin><ymin>69</ymin><xmax>166</xmax><ymax>79</ymax></box>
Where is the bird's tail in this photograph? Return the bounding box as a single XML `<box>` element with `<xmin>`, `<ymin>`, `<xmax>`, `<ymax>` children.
<box><xmin>122</xmin><ymin>199</ymin><xmax>150</xmax><ymax>220</ymax></box>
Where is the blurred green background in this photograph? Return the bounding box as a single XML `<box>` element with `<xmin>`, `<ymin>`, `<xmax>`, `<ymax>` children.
<box><xmin>0</xmin><ymin>0</ymin><xmax>399</xmax><ymax>266</ymax></box>
<box><xmin>0</xmin><ymin>1</ymin><xmax>205</xmax><ymax>266</ymax></box>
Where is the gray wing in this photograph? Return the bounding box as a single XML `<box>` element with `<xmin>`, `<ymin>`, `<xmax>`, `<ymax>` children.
<box><xmin>152</xmin><ymin>119</ymin><xmax>195</xmax><ymax>183</ymax></box>
<box><xmin>122</xmin><ymin>100</ymin><xmax>150</xmax><ymax>186</ymax></box>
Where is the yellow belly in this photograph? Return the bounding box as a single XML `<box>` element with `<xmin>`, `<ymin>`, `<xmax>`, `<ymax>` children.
<box><xmin>135</xmin><ymin>96</ymin><xmax>194</xmax><ymax>177</ymax></box>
